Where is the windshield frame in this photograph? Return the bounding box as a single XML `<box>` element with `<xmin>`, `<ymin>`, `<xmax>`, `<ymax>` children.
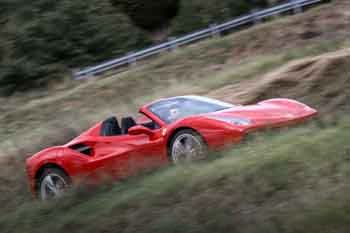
<box><xmin>145</xmin><ymin>96</ymin><xmax>234</xmax><ymax>124</ymax></box>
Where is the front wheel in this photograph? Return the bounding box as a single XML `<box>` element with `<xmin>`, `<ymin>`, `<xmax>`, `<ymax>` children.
<box><xmin>169</xmin><ymin>129</ymin><xmax>208</xmax><ymax>164</ymax></box>
<box><xmin>38</xmin><ymin>168</ymin><xmax>71</xmax><ymax>201</ymax></box>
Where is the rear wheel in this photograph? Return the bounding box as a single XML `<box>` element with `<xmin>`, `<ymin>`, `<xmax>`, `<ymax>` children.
<box><xmin>169</xmin><ymin>129</ymin><xmax>208</xmax><ymax>164</ymax></box>
<box><xmin>38</xmin><ymin>168</ymin><xmax>71</xmax><ymax>201</ymax></box>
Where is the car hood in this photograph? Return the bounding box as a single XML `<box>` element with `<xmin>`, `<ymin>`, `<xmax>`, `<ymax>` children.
<box><xmin>203</xmin><ymin>101</ymin><xmax>316</xmax><ymax>128</ymax></box>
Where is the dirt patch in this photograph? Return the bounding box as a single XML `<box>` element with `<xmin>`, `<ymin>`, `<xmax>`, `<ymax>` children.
<box><xmin>227</xmin><ymin>0</ymin><xmax>350</xmax><ymax>63</ymax></box>
<box><xmin>209</xmin><ymin>49</ymin><xmax>350</xmax><ymax>112</ymax></box>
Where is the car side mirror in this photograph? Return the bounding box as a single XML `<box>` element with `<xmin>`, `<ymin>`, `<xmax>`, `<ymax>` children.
<box><xmin>128</xmin><ymin>125</ymin><xmax>154</xmax><ymax>137</ymax></box>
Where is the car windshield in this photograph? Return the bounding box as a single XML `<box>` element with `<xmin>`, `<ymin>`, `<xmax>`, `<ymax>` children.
<box><xmin>148</xmin><ymin>96</ymin><xmax>234</xmax><ymax>124</ymax></box>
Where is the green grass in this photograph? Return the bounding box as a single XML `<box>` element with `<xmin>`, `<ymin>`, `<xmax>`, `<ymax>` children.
<box><xmin>0</xmin><ymin>118</ymin><xmax>349</xmax><ymax>233</ymax></box>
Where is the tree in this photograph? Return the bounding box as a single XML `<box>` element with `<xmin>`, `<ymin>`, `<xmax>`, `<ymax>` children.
<box><xmin>0</xmin><ymin>0</ymin><xmax>150</xmax><ymax>95</ymax></box>
<box><xmin>111</xmin><ymin>0</ymin><xmax>179</xmax><ymax>30</ymax></box>
<box><xmin>170</xmin><ymin>0</ymin><xmax>269</xmax><ymax>36</ymax></box>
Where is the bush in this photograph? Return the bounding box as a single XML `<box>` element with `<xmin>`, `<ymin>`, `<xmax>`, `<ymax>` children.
<box><xmin>0</xmin><ymin>0</ymin><xmax>150</xmax><ymax>95</ymax></box>
<box><xmin>111</xmin><ymin>0</ymin><xmax>180</xmax><ymax>30</ymax></box>
<box><xmin>170</xmin><ymin>0</ymin><xmax>269</xmax><ymax>36</ymax></box>
<box><xmin>0</xmin><ymin>0</ymin><xmax>275</xmax><ymax>95</ymax></box>
<box><xmin>0</xmin><ymin>59</ymin><xmax>66</xmax><ymax>95</ymax></box>
<box><xmin>11</xmin><ymin>1</ymin><xmax>150</xmax><ymax>66</ymax></box>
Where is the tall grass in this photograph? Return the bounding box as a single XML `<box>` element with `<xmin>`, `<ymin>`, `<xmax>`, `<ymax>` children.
<box><xmin>0</xmin><ymin>118</ymin><xmax>349</xmax><ymax>233</ymax></box>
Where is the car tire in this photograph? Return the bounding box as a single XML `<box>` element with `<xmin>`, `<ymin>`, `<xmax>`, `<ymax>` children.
<box><xmin>168</xmin><ymin>129</ymin><xmax>208</xmax><ymax>164</ymax></box>
<box><xmin>38</xmin><ymin>168</ymin><xmax>71</xmax><ymax>201</ymax></box>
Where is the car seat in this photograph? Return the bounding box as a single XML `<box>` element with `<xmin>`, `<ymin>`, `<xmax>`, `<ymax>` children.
<box><xmin>121</xmin><ymin>117</ymin><xmax>137</xmax><ymax>134</ymax></box>
<box><xmin>100</xmin><ymin>117</ymin><xmax>122</xmax><ymax>136</ymax></box>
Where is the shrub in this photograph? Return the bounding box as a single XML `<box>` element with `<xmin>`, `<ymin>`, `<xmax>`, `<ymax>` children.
<box><xmin>11</xmin><ymin>1</ymin><xmax>150</xmax><ymax>66</ymax></box>
<box><xmin>170</xmin><ymin>0</ymin><xmax>269</xmax><ymax>36</ymax></box>
<box><xmin>111</xmin><ymin>0</ymin><xmax>180</xmax><ymax>30</ymax></box>
<box><xmin>0</xmin><ymin>0</ymin><xmax>150</xmax><ymax>95</ymax></box>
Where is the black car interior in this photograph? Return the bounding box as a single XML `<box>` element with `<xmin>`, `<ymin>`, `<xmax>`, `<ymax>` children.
<box><xmin>100</xmin><ymin>116</ymin><xmax>159</xmax><ymax>136</ymax></box>
<box><xmin>100</xmin><ymin>117</ymin><xmax>122</xmax><ymax>136</ymax></box>
<box><xmin>121</xmin><ymin>117</ymin><xmax>137</xmax><ymax>134</ymax></box>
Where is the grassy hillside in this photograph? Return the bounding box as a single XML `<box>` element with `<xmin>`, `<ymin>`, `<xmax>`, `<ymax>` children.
<box><xmin>0</xmin><ymin>119</ymin><xmax>349</xmax><ymax>233</ymax></box>
<box><xmin>0</xmin><ymin>0</ymin><xmax>349</xmax><ymax>232</ymax></box>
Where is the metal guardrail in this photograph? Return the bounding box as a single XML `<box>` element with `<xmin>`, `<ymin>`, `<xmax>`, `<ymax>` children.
<box><xmin>74</xmin><ymin>0</ymin><xmax>325</xmax><ymax>80</ymax></box>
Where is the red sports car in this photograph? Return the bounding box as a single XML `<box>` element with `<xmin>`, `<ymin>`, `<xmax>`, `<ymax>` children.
<box><xmin>26</xmin><ymin>95</ymin><xmax>317</xmax><ymax>200</ymax></box>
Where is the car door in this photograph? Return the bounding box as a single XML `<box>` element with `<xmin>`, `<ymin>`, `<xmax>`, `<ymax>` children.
<box><xmin>119</xmin><ymin>128</ymin><xmax>166</xmax><ymax>175</ymax></box>
<box><xmin>90</xmin><ymin>130</ymin><xmax>166</xmax><ymax>180</ymax></box>
<box><xmin>90</xmin><ymin>136</ymin><xmax>133</xmax><ymax>181</ymax></box>
<box><xmin>62</xmin><ymin>138</ymin><xmax>133</xmax><ymax>184</ymax></box>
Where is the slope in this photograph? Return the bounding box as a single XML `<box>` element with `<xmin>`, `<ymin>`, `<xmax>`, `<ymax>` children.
<box><xmin>0</xmin><ymin>0</ymin><xmax>349</xmax><ymax>227</ymax></box>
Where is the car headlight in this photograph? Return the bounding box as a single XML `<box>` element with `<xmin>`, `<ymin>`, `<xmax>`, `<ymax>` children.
<box><xmin>208</xmin><ymin>116</ymin><xmax>251</xmax><ymax>126</ymax></box>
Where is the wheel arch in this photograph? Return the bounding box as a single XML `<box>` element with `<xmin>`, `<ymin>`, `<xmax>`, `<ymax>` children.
<box><xmin>34</xmin><ymin>163</ymin><xmax>71</xmax><ymax>192</ymax></box>
<box><xmin>166</xmin><ymin>127</ymin><xmax>207</xmax><ymax>152</ymax></box>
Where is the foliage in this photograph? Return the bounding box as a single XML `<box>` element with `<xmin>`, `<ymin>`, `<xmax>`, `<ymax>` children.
<box><xmin>171</xmin><ymin>0</ymin><xmax>269</xmax><ymax>36</ymax></box>
<box><xmin>0</xmin><ymin>0</ymin><xmax>309</xmax><ymax>95</ymax></box>
<box><xmin>0</xmin><ymin>0</ymin><xmax>150</xmax><ymax>95</ymax></box>
<box><xmin>111</xmin><ymin>0</ymin><xmax>180</xmax><ymax>30</ymax></box>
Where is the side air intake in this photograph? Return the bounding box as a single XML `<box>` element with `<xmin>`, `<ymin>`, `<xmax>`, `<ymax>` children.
<box><xmin>69</xmin><ymin>143</ymin><xmax>92</xmax><ymax>156</ymax></box>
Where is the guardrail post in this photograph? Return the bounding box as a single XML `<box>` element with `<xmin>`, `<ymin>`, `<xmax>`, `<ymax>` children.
<box><xmin>127</xmin><ymin>52</ymin><xmax>137</xmax><ymax>66</ymax></box>
<box><xmin>291</xmin><ymin>0</ymin><xmax>303</xmax><ymax>14</ymax></box>
<box><xmin>168</xmin><ymin>37</ymin><xmax>178</xmax><ymax>51</ymax></box>
<box><xmin>270</xmin><ymin>3</ymin><xmax>281</xmax><ymax>19</ymax></box>
<box><xmin>273</xmin><ymin>11</ymin><xmax>281</xmax><ymax>19</ymax></box>
<box><xmin>251</xmin><ymin>9</ymin><xmax>262</xmax><ymax>24</ymax></box>
<box><xmin>209</xmin><ymin>23</ymin><xmax>220</xmax><ymax>38</ymax></box>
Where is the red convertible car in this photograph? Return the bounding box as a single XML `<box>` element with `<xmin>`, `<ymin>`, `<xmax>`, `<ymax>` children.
<box><xmin>26</xmin><ymin>95</ymin><xmax>317</xmax><ymax>200</ymax></box>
